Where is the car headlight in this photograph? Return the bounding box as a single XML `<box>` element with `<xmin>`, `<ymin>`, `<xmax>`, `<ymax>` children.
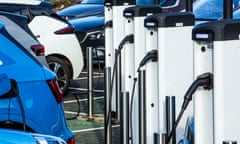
<box><xmin>87</xmin><ymin>30</ymin><xmax>104</xmax><ymax>41</ymax></box>
<box><xmin>79</xmin><ymin>29</ymin><xmax>104</xmax><ymax>43</ymax></box>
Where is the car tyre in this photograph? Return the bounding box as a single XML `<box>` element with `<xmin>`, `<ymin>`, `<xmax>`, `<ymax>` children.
<box><xmin>47</xmin><ymin>56</ymin><xmax>71</xmax><ymax>95</ymax></box>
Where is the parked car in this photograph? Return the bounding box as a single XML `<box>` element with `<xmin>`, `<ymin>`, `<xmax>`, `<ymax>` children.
<box><xmin>66</xmin><ymin>15</ymin><xmax>105</xmax><ymax>66</ymax></box>
<box><xmin>57</xmin><ymin>0</ymin><xmax>104</xmax><ymax>19</ymax></box>
<box><xmin>0</xmin><ymin>22</ymin><xmax>74</xmax><ymax>143</ymax></box>
<box><xmin>0</xmin><ymin>0</ymin><xmax>84</xmax><ymax>94</ymax></box>
<box><xmin>57</xmin><ymin>0</ymin><xmax>105</xmax><ymax>67</ymax></box>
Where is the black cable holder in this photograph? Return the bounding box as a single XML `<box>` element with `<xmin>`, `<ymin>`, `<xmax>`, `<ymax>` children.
<box><xmin>167</xmin><ymin>72</ymin><xmax>213</xmax><ymax>143</ymax></box>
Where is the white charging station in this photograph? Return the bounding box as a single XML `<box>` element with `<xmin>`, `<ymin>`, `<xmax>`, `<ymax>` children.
<box><xmin>104</xmin><ymin>1</ymin><xmax>113</xmax><ymax>69</ymax></box>
<box><xmin>144</xmin><ymin>12</ymin><xmax>195</xmax><ymax>143</ymax></box>
<box><xmin>123</xmin><ymin>6</ymin><xmax>161</xmax><ymax>144</ymax></box>
<box><xmin>142</xmin><ymin>15</ymin><xmax>160</xmax><ymax>144</ymax></box>
<box><xmin>122</xmin><ymin>9</ymin><xmax>135</xmax><ymax>98</ymax></box>
<box><xmin>104</xmin><ymin>0</ymin><xmax>135</xmax><ymax>121</ymax></box>
<box><xmin>192</xmin><ymin>19</ymin><xmax>240</xmax><ymax>144</ymax></box>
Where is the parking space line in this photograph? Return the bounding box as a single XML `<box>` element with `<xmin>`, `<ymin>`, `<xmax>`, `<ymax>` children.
<box><xmin>64</xmin><ymin>111</ymin><xmax>88</xmax><ymax>116</ymax></box>
<box><xmin>76</xmin><ymin>75</ymin><xmax>104</xmax><ymax>80</ymax></box>
<box><xmin>72</xmin><ymin>125</ymin><xmax>120</xmax><ymax>133</ymax></box>
<box><xmin>80</xmin><ymin>71</ymin><xmax>104</xmax><ymax>75</ymax></box>
<box><xmin>68</xmin><ymin>87</ymin><xmax>104</xmax><ymax>93</ymax></box>
<box><xmin>64</xmin><ymin>96</ymin><xmax>104</xmax><ymax>104</ymax></box>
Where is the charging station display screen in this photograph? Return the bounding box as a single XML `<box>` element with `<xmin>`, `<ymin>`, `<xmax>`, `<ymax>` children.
<box><xmin>195</xmin><ymin>33</ymin><xmax>209</xmax><ymax>39</ymax></box>
<box><xmin>145</xmin><ymin>22</ymin><xmax>156</xmax><ymax>27</ymax></box>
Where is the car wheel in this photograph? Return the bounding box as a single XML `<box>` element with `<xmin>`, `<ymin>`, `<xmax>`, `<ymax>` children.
<box><xmin>47</xmin><ymin>56</ymin><xmax>71</xmax><ymax>95</ymax></box>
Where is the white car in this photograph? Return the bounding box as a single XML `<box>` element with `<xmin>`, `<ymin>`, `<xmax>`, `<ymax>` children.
<box><xmin>0</xmin><ymin>0</ymin><xmax>84</xmax><ymax>94</ymax></box>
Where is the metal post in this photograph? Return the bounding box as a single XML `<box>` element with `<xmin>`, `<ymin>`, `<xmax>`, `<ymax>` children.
<box><xmin>120</xmin><ymin>91</ymin><xmax>129</xmax><ymax>144</ymax></box>
<box><xmin>138</xmin><ymin>70</ymin><xmax>146</xmax><ymax>144</ymax></box>
<box><xmin>115</xmin><ymin>49</ymin><xmax>121</xmax><ymax>123</ymax></box>
<box><xmin>186</xmin><ymin>0</ymin><xmax>193</xmax><ymax>12</ymax></box>
<box><xmin>166</xmin><ymin>96</ymin><xmax>176</xmax><ymax>144</ymax></box>
<box><xmin>87</xmin><ymin>47</ymin><xmax>94</xmax><ymax>120</ymax></box>
<box><xmin>154</xmin><ymin>133</ymin><xmax>167</xmax><ymax>144</ymax></box>
<box><xmin>223</xmin><ymin>0</ymin><xmax>233</xmax><ymax>19</ymax></box>
<box><xmin>104</xmin><ymin>67</ymin><xmax>112</xmax><ymax>144</ymax></box>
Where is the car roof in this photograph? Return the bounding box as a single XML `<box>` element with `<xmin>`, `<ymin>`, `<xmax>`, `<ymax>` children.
<box><xmin>0</xmin><ymin>0</ymin><xmax>42</xmax><ymax>5</ymax></box>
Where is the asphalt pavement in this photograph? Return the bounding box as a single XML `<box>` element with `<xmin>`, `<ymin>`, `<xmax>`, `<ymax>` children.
<box><xmin>63</xmin><ymin>67</ymin><xmax>121</xmax><ymax>144</ymax></box>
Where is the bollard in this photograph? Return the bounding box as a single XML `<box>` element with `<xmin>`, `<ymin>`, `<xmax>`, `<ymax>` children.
<box><xmin>120</xmin><ymin>91</ymin><xmax>130</xmax><ymax>144</ymax></box>
<box><xmin>138</xmin><ymin>69</ymin><xmax>146</xmax><ymax>144</ymax></box>
<box><xmin>154</xmin><ymin>132</ymin><xmax>167</xmax><ymax>144</ymax></box>
<box><xmin>166</xmin><ymin>96</ymin><xmax>176</xmax><ymax>144</ymax></box>
<box><xmin>115</xmin><ymin>49</ymin><xmax>121</xmax><ymax>123</ymax></box>
<box><xmin>104</xmin><ymin>67</ymin><xmax>112</xmax><ymax>144</ymax></box>
<box><xmin>87</xmin><ymin>47</ymin><xmax>94</xmax><ymax>120</ymax></box>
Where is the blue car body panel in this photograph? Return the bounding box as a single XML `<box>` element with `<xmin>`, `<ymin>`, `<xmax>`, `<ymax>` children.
<box><xmin>70</xmin><ymin>16</ymin><xmax>104</xmax><ymax>32</ymax></box>
<box><xmin>0</xmin><ymin>23</ymin><xmax>73</xmax><ymax>141</ymax></box>
<box><xmin>0</xmin><ymin>73</ymin><xmax>11</xmax><ymax>96</ymax></box>
<box><xmin>58</xmin><ymin>4</ymin><xmax>104</xmax><ymax>18</ymax></box>
<box><xmin>0</xmin><ymin>129</ymin><xmax>36</xmax><ymax>144</ymax></box>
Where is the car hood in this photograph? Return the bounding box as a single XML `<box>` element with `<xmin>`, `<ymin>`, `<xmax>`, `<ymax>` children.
<box><xmin>57</xmin><ymin>4</ymin><xmax>104</xmax><ymax>19</ymax></box>
<box><xmin>69</xmin><ymin>16</ymin><xmax>104</xmax><ymax>32</ymax></box>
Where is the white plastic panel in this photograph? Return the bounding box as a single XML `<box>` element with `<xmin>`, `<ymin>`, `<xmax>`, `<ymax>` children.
<box><xmin>158</xmin><ymin>26</ymin><xmax>194</xmax><ymax>142</ymax></box>
<box><xmin>213</xmin><ymin>40</ymin><xmax>240</xmax><ymax>144</ymax></box>
<box><xmin>193</xmin><ymin>41</ymin><xmax>214</xmax><ymax>144</ymax></box>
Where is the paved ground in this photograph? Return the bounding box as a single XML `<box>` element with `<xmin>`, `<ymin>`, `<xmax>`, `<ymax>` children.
<box><xmin>63</xmin><ymin>66</ymin><xmax>120</xmax><ymax>144</ymax></box>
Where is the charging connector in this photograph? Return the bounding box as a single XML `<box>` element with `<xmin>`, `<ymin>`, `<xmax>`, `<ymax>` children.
<box><xmin>137</xmin><ymin>49</ymin><xmax>158</xmax><ymax>72</ymax></box>
<box><xmin>117</xmin><ymin>34</ymin><xmax>134</xmax><ymax>54</ymax></box>
<box><xmin>168</xmin><ymin>72</ymin><xmax>213</xmax><ymax>143</ymax></box>
<box><xmin>181</xmin><ymin>72</ymin><xmax>213</xmax><ymax>111</ymax></box>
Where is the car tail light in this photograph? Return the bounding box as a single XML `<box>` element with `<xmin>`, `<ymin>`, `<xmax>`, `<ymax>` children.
<box><xmin>31</xmin><ymin>44</ymin><xmax>45</xmax><ymax>56</ymax></box>
<box><xmin>47</xmin><ymin>80</ymin><xmax>63</xmax><ymax>103</ymax></box>
<box><xmin>54</xmin><ymin>26</ymin><xmax>75</xmax><ymax>34</ymax></box>
<box><xmin>67</xmin><ymin>137</ymin><xmax>75</xmax><ymax>144</ymax></box>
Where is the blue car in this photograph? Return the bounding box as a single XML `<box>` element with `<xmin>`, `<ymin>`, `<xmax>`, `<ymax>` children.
<box><xmin>0</xmin><ymin>22</ymin><xmax>74</xmax><ymax>143</ymax></box>
<box><xmin>57</xmin><ymin>0</ymin><xmax>104</xmax><ymax>20</ymax></box>
<box><xmin>0</xmin><ymin>74</ymin><xmax>66</xmax><ymax>144</ymax></box>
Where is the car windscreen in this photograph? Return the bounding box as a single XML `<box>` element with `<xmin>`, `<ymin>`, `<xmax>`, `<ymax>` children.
<box><xmin>81</xmin><ymin>0</ymin><xmax>104</xmax><ymax>4</ymax></box>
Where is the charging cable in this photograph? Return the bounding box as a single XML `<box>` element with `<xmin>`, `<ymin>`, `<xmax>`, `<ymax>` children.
<box><xmin>167</xmin><ymin>72</ymin><xmax>213</xmax><ymax>143</ymax></box>
<box><xmin>137</xmin><ymin>49</ymin><xmax>158</xmax><ymax>72</ymax></box>
<box><xmin>129</xmin><ymin>49</ymin><xmax>158</xmax><ymax>142</ymax></box>
<box><xmin>105</xmin><ymin>34</ymin><xmax>134</xmax><ymax>140</ymax></box>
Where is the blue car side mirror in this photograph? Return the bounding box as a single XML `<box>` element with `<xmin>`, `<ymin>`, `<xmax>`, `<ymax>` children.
<box><xmin>0</xmin><ymin>73</ymin><xmax>11</xmax><ymax>96</ymax></box>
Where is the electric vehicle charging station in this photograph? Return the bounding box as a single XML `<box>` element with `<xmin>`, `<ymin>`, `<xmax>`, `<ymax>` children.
<box><xmin>144</xmin><ymin>4</ymin><xmax>195</xmax><ymax>144</ymax></box>
<box><xmin>191</xmin><ymin>1</ymin><xmax>240</xmax><ymax>143</ymax></box>
<box><xmin>122</xmin><ymin>6</ymin><xmax>161</xmax><ymax>144</ymax></box>
<box><xmin>192</xmin><ymin>20</ymin><xmax>240</xmax><ymax>144</ymax></box>
<box><xmin>104</xmin><ymin>0</ymin><xmax>136</xmax><ymax>123</ymax></box>
<box><xmin>104</xmin><ymin>1</ymin><xmax>113</xmax><ymax>70</ymax></box>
